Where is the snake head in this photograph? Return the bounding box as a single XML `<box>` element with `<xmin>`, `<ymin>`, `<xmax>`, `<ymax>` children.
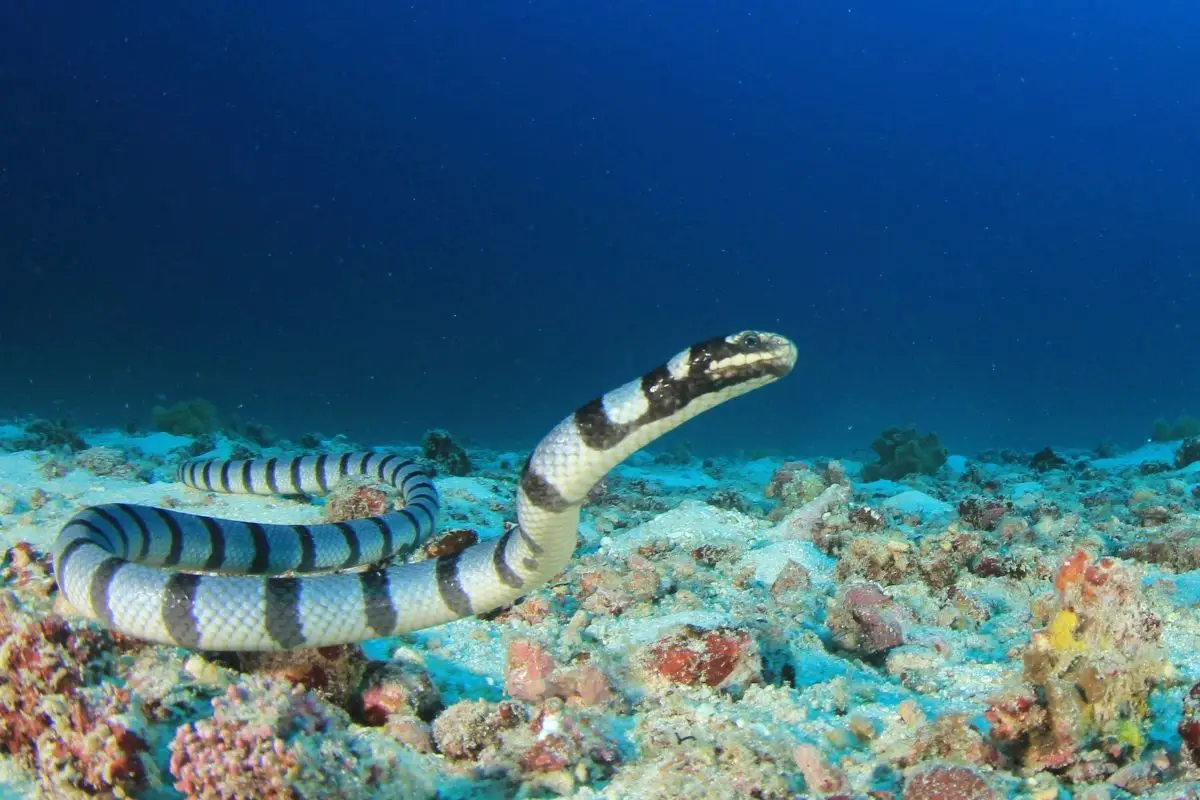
<box><xmin>683</xmin><ymin>330</ymin><xmax>797</xmax><ymax>384</ymax></box>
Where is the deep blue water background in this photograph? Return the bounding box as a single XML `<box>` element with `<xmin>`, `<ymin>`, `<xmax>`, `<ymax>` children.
<box><xmin>1</xmin><ymin>1</ymin><xmax>1197</xmax><ymax>458</ymax></box>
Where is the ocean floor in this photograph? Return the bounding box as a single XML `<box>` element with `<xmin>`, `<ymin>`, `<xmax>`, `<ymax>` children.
<box><xmin>2</xmin><ymin>417</ymin><xmax>1200</xmax><ymax>798</ymax></box>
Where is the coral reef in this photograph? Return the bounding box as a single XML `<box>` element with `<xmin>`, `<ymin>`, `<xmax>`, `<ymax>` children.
<box><xmin>505</xmin><ymin>639</ymin><xmax>614</xmax><ymax>706</ymax></box>
<box><xmin>4</xmin><ymin>411</ymin><xmax>1200</xmax><ymax>797</ymax></box>
<box><xmin>420</xmin><ymin>428</ymin><xmax>471</xmax><ymax>475</ymax></box>
<box><xmin>1151</xmin><ymin>414</ymin><xmax>1200</xmax><ymax>442</ymax></box>
<box><xmin>169</xmin><ymin>676</ymin><xmax>423</xmax><ymax>798</ymax></box>
<box><xmin>1177</xmin><ymin>435</ymin><xmax>1200</xmax><ymax>469</ymax></box>
<box><xmin>903</xmin><ymin>763</ymin><xmax>996</xmax><ymax>800</ymax></box>
<box><xmin>234</xmin><ymin>645</ymin><xmax>369</xmax><ymax>707</ymax></box>
<box><xmin>764</xmin><ymin>460</ymin><xmax>828</xmax><ymax>516</ymax></box>
<box><xmin>323</xmin><ymin>476</ymin><xmax>399</xmax><ymax>523</ymax></box>
<box><xmin>0</xmin><ymin>595</ymin><xmax>150</xmax><ymax>798</ymax></box>
<box><xmin>862</xmin><ymin>425</ymin><xmax>948</xmax><ymax>481</ymax></box>
<box><xmin>639</xmin><ymin>625</ymin><xmax>763</xmax><ymax>695</ymax></box>
<box><xmin>1029</xmin><ymin>446</ymin><xmax>1068</xmax><ymax>472</ymax></box>
<box><xmin>74</xmin><ymin>445</ymin><xmax>142</xmax><ymax>479</ymax></box>
<box><xmin>9</xmin><ymin>418</ymin><xmax>87</xmax><ymax>452</ymax></box>
<box><xmin>429</xmin><ymin>698</ymin><xmax>619</xmax><ymax>794</ymax></box>
<box><xmin>985</xmin><ymin>551</ymin><xmax>1170</xmax><ymax>781</ymax></box>
<box><xmin>152</xmin><ymin>398</ymin><xmax>221</xmax><ymax>437</ymax></box>
<box><xmin>826</xmin><ymin>580</ymin><xmax>906</xmax><ymax>658</ymax></box>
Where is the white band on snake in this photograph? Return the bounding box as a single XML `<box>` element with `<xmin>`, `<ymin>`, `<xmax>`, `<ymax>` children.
<box><xmin>51</xmin><ymin>331</ymin><xmax>797</xmax><ymax>651</ymax></box>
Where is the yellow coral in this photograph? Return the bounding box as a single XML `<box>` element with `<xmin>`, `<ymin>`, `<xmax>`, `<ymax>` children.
<box><xmin>1116</xmin><ymin>718</ymin><xmax>1145</xmax><ymax>752</ymax></box>
<box><xmin>1048</xmin><ymin>609</ymin><xmax>1084</xmax><ymax>652</ymax></box>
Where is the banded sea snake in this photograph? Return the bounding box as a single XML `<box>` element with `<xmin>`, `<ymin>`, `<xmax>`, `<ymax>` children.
<box><xmin>52</xmin><ymin>331</ymin><xmax>797</xmax><ymax>651</ymax></box>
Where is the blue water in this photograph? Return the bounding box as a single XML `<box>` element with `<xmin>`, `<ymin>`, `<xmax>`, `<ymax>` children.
<box><xmin>1</xmin><ymin>1</ymin><xmax>1196</xmax><ymax>458</ymax></box>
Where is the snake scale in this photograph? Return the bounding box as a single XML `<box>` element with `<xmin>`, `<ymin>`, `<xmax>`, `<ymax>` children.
<box><xmin>51</xmin><ymin>331</ymin><xmax>797</xmax><ymax>651</ymax></box>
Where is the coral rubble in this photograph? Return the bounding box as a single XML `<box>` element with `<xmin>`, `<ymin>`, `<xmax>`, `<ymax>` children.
<box><xmin>1</xmin><ymin>416</ymin><xmax>1200</xmax><ymax>797</ymax></box>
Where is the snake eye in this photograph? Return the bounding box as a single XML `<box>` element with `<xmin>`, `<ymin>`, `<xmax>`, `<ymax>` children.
<box><xmin>741</xmin><ymin>332</ymin><xmax>761</xmax><ymax>349</ymax></box>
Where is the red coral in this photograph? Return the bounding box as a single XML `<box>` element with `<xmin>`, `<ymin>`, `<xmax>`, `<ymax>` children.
<box><xmin>1054</xmin><ymin>549</ymin><xmax>1091</xmax><ymax>601</ymax></box>
<box><xmin>1179</xmin><ymin>681</ymin><xmax>1200</xmax><ymax>766</ymax></box>
<box><xmin>645</xmin><ymin>625</ymin><xmax>762</xmax><ymax>691</ymax></box>
<box><xmin>828</xmin><ymin>581</ymin><xmax>906</xmax><ymax>655</ymax></box>
<box><xmin>983</xmin><ymin>688</ymin><xmax>1044</xmax><ymax>744</ymax></box>
<box><xmin>957</xmin><ymin>496</ymin><xmax>1011</xmax><ymax>531</ymax></box>
<box><xmin>519</xmin><ymin>734</ymin><xmax>574</xmax><ymax>772</ymax></box>
<box><xmin>519</xmin><ymin>707</ymin><xmax>620</xmax><ymax>775</ymax></box>
<box><xmin>904</xmin><ymin>764</ymin><xmax>995</xmax><ymax>800</ymax></box>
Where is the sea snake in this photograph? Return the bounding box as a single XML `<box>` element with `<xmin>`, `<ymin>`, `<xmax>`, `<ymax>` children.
<box><xmin>51</xmin><ymin>331</ymin><xmax>797</xmax><ymax>651</ymax></box>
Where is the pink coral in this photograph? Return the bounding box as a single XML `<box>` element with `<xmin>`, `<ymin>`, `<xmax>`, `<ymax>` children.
<box><xmin>34</xmin><ymin>687</ymin><xmax>149</xmax><ymax>796</ymax></box>
<box><xmin>170</xmin><ymin>677</ymin><xmax>398</xmax><ymax>799</ymax></box>
<box><xmin>505</xmin><ymin>640</ymin><xmax>559</xmax><ymax>703</ymax></box>
<box><xmin>505</xmin><ymin>640</ymin><xmax>614</xmax><ymax>706</ymax></box>
<box><xmin>793</xmin><ymin>743</ymin><xmax>848</xmax><ymax>794</ymax></box>
<box><xmin>0</xmin><ymin>603</ymin><xmax>148</xmax><ymax>796</ymax></box>
<box><xmin>1</xmin><ymin>542</ymin><xmax>55</xmax><ymax>597</ymax></box>
<box><xmin>0</xmin><ymin>609</ymin><xmax>104</xmax><ymax>756</ymax></box>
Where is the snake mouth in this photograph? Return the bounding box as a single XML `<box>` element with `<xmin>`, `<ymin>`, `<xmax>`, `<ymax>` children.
<box><xmin>758</xmin><ymin>336</ymin><xmax>798</xmax><ymax>377</ymax></box>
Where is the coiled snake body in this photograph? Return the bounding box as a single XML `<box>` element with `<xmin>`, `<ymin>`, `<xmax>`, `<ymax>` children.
<box><xmin>52</xmin><ymin>331</ymin><xmax>796</xmax><ymax>651</ymax></box>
